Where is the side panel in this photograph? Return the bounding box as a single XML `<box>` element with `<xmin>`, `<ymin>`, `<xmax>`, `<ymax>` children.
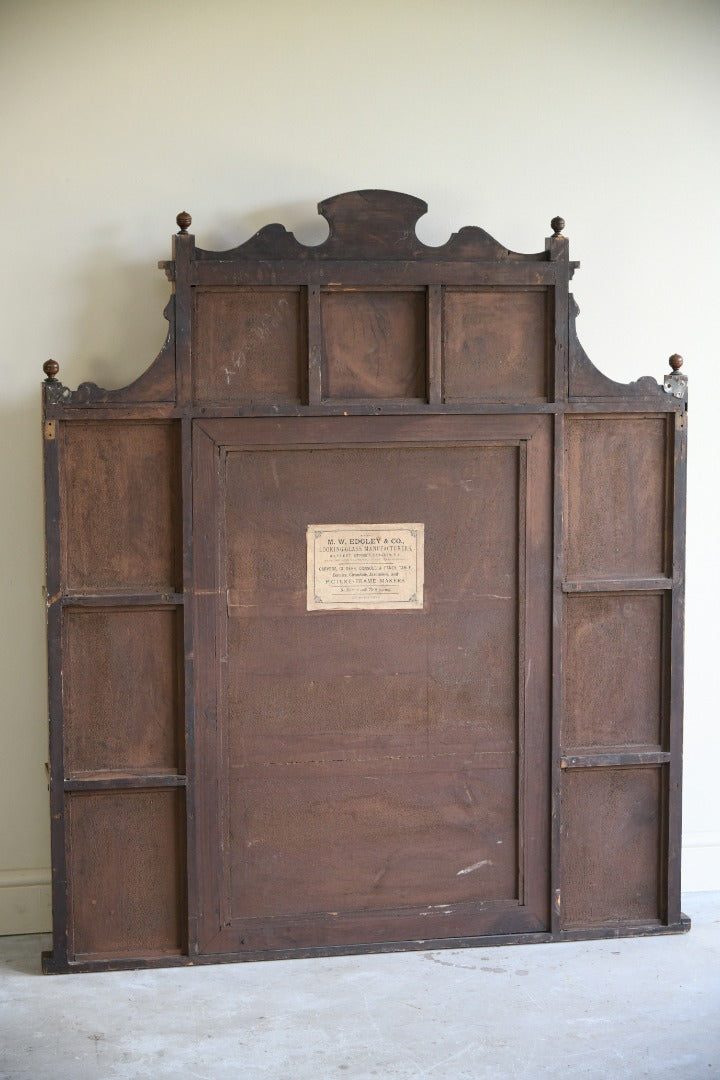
<box><xmin>50</xmin><ymin>419</ymin><xmax>187</xmax><ymax>964</ymax></box>
<box><xmin>560</xmin><ymin>413</ymin><xmax>676</xmax><ymax>929</ymax></box>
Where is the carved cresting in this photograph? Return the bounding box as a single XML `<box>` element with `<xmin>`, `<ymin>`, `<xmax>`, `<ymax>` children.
<box><xmin>41</xmin><ymin>194</ymin><xmax>688</xmax><ymax>408</ymax></box>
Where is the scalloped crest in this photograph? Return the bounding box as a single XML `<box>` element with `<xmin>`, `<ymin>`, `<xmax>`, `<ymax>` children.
<box><xmin>194</xmin><ymin>189</ymin><xmax>547</xmax><ymax>262</ymax></box>
<box><xmin>43</xmin><ymin>297</ymin><xmax>176</xmax><ymax>407</ymax></box>
<box><xmin>568</xmin><ymin>295</ymin><xmax>669</xmax><ymax>399</ymax></box>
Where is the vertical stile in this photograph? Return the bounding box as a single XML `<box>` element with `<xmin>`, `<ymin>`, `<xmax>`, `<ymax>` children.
<box><xmin>181</xmin><ymin>416</ymin><xmax>196</xmax><ymax>954</ymax></box>
<box><xmin>307</xmin><ymin>285</ymin><xmax>322</xmax><ymax>405</ymax></box>
<box><xmin>43</xmin><ymin>411</ymin><xmax>69</xmax><ymax>970</ymax></box>
<box><xmin>551</xmin><ymin>409</ymin><xmax>565</xmax><ymax>935</ymax></box>
<box><xmin>427</xmin><ymin>285</ymin><xmax>443</xmax><ymax>404</ymax></box>
<box><xmin>173</xmin><ymin>228</ymin><xmax>195</xmax><ymax>407</ymax></box>
<box><xmin>667</xmin><ymin>406</ymin><xmax>688</xmax><ymax>924</ymax></box>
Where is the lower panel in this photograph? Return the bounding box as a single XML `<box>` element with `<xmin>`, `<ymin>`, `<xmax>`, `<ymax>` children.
<box><xmin>560</xmin><ymin>766</ymin><xmax>664</xmax><ymax>929</ymax></box>
<box><xmin>66</xmin><ymin>789</ymin><xmax>186</xmax><ymax>960</ymax></box>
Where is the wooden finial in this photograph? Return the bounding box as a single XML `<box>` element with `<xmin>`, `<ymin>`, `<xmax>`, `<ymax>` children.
<box><xmin>551</xmin><ymin>216</ymin><xmax>565</xmax><ymax>237</ymax></box>
<box><xmin>43</xmin><ymin>359</ymin><xmax>60</xmax><ymax>381</ymax></box>
<box><xmin>176</xmin><ymin>211</ymin><xmax>192</xmax><ymax>235</ymax></box>
<box><xmin>663</xmin><ymin>353</ymin><xmax>688</xmax><ymax>399</ymax></box>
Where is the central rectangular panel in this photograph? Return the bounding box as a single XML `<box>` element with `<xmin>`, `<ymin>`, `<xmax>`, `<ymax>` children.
<box><xmin>193</xmin><ymin>416</ymin><xmax>551</xmax><ymax>955</ymax></box>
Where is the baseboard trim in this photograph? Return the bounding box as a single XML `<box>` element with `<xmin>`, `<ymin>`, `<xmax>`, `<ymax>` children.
<box><xmin>0</xmin><ymin>869</ymin><xmax>52</xmax><ymax>935</ymax></box>
<box><xmin>681</xmin><ymin>833</ymin><xmax>720</xmax><ymax>893</ymax></box>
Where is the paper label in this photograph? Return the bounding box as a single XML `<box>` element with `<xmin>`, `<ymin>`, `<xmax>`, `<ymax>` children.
<box><xmin>307</xmin><ymin>523</ymin><xmax>424</xmax><ymax>611</ymax></box>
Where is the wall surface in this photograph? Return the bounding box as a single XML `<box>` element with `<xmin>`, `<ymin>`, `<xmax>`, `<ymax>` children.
<box><xmin>1</xmin><ymin>0</ymin><xmax>718</xmax><ymax>934</ymax></box>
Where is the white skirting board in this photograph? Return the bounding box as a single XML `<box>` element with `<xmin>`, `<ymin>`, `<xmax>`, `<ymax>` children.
<box><xmin>681</xmin><ymin>833</ymin><xmax>720</xmax><ymax>894</ymax></box>
<box><xmin>0</xmin><ymin>869</ymin><xmax>51</xmax><ymax>935</ymax></box>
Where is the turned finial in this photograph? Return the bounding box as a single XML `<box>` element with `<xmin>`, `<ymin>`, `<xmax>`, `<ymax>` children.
<box><xmin>663</xmin><ymin>353</ymin><xmax>688</xmax><ymax>399</ymax></box>
<box><xmin>176</xmin><ymin>211</ymin><xmax>192</xmax><ymax>235</ymax></box>
<box><xmin>43</xmin><ymin>359</ymin><xmax>59</xmax><ymax>381</ymax></box>
<box><xmin>551</xmin><ymin>216</ymin><xmax>565</xmax><ymax>237</ymax></box>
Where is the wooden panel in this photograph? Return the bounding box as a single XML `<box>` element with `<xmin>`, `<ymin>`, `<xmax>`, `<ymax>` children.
<box><xmin>221</xmin><ymin>445</ymin><xmax>519</xmax><ymax>921</ymax></box>
<box><xmin>67</xmin><ymin>790</ymin><xmax>185</xmax><ymax>957</ymax></box>
<box><xmin>566</xmin><ymin>416</ymin><xmax>668</xmax><ymax>580</ymax></box>
<box><xmin>561</xmin><ymin>767</ymin><xmax>662</xmax><ymax>927</ymax></box>
<box><xmin>193</xmin><ymin>288</ymin><xmax>303</xmax><ymax>404</ymax></box>
<box><xmin>225</xmin><ymin>444</ymin><xmax>518</xmax><ymax>614</ymax></box>
<box><xmin>564</xmin><ymin>594</ymin><xmax>664</xmax><ymax>750</ymax></box>
<box><xmin>227</xmin><ymin>609</ymin><xmax>516</xmax><ymax>766</ymax></box>
<box><xmin>443</xmin><ymin>288</ymin><xmax>548</xmax><ymax>402</ymax></box>
<box><xmin>64</xmin><ymin>608</ymin><xmax>182</xmax><ymax>775</ymax></box>
<box><xmin>193</xmin><ymin>416</ymin><xmax>552</xmax><ymax>954</ymax></box>
<box><xmin>321</xmin><ymin>291</ymin><xmax>426</xmax><ymax>399</ymax></box>
<box><xmin>229</xmin><ymin>756</ymin><xmax>518</xmax><ymax>920</ymax></box>
<box><xmin>61</xmin><ymin>421</ymin><xmax>180</xmax><ymax>591</ymax></box>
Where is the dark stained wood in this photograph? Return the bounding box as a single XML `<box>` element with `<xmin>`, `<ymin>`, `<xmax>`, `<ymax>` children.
<box><xmin>568</xmin><ymin>296</ymin><xmax>667</xmax><ymax>401</ymax></box>
<box><xmin>63</xmin><ymin>607</ymin><xmax>182</xmax><ymax>776</ymax></box>
<box><xmin>443</xmin><ymin>288</ymin><xmax>549</xmax><ymax>402</ymax></box>
<box><xmin>560</xmin><ymin>767</ymin><xmax>663</xmax><ymax>927</ymax></box>
<box><xmin>193</xmin><ymin>287</ymin><xmax>304</xmax><ymax>405</ymax></box>
<box><xmin>564</xmin><ymin>593</ymin><xmax>665</xmax><ymax>749</ymax></box>
<box><xmin>666</xmin><ymin>408</ymin><xmax>688</xmax><ymax>925</ymax></box>
<box><xmin>189</xmin><ymin>259</ymin><xmax>559</xmax><ymax>289</ymax></box>
<box><xmin>565</xmin><ymin>415</ymin><xmax>670</xmax><ymax>580</ymax></box>
<box><xmin>60</xmin><ymin>420</ymin><xmax>181</xmax><ymax>592</ymax></box>
<box><xmin>64</xmin><ymin>774</ymin><xmax>187</xmax><ymax>791</ymax></box>
<box><xmin>550</xmin><ymin>409</ymin><xmax>565</xmax><ymax>936</ymax></box>
<box><xmin>41</xmin><ymin>190</ymin><xmax>688</xmax><ymax>973</ymax></box>
<box><xmin>560</xmin><ymin>751</ymin><xmax>671</xmax><ymax>768</ymax></box>
<box><xmin>67</xmin><ymin>789</ymin><xmax>185</xmax><ymax>958</ymax></box>
<box><xmin>321</xmin><ymin>290</ymin><xmax>426</xmax><ymax>400</ymax></box>
<box><xmin>43</xmin><ymin>414</ymin><xmax>69</xmax><ymax>972</ymax></box>
<box><xmin>191</xmin><ymin>190</ymin><xmax>548</xmax><ymax>265</ymax></box>
<box><xmin>193</xmin><ymin>415</ymin><xmax>551</xmax><ymax>955</ymax></box>
<box><xmin>42</xmin><ymin>301</ymin><xmax>177</xmax><ymax>407</ymax></box>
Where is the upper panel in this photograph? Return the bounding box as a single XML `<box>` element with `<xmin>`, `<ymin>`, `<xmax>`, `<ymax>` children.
<box><xmin>41</xmin><ymin>191</ymin><xmax>686</xmax><ymax>413</ymax></box>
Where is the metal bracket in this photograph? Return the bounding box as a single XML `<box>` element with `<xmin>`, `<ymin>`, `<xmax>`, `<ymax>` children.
<box><xmin>663</xmin><ymin>372</ymin><xmax>688</xmax><ymax>400</ymax></box>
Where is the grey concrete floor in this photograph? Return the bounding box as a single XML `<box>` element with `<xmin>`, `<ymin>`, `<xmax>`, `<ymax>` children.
<box><xmin>1</xmin><ymin>893</ymin><xmax>719</xmax><ymax>1080</ymax></box>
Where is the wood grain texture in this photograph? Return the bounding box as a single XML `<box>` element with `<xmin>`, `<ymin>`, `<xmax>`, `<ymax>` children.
<box><xmin>560</xmin><ymin>767</ymin><xmax>663</xmax><ymax>927</ymax></box>
<box><xmin>565</xmin><ymin>415</ymin><xmax>669</xmax><ymax>580</ymax></box>
<box><xmin>64</xmin><ymin>607</ymin><xmax>182</xmax><ymax>775</ymax></box>
<box><xmin>564</xmin><ymin>593</ymin><xmax>665</xmax><ymax>750</ymax></box>
<box><xmin>67</xmin><ymin>790</ymin><xmax>185</xmax><ymax>958</ymax></box>
<box><xmin>193</xmin><ymin>288</ymin><xmax>303</xmax><ymax>404</ymax></box>
<box><xmin>194</xmin><ymin>416</ymin><xmax>551</xmax><ymax>954</ymax></box>
<box><xmin>61</xmin><ymin>421</ymin><xmax>181</xmax><ymax>591</ymax></box>
<box><xmin>321</xmin><ymin>290</ymin><xmax>426</xmax><ymax>399</ymax></box>
<box><xmin>443</xmin><ymin>288</ymin><xmax>548</xmax><ymax>402</ymax></box>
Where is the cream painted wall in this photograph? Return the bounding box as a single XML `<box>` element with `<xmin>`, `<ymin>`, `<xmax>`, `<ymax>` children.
<box><xmin>1</xmin><ymin>0</ymin><xmax>718</xmax><ymax>934</ymax></box>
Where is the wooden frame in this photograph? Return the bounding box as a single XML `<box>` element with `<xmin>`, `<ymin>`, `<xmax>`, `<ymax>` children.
<box><xmin>41</xmin><ymin>192</ymin><xmax>689</xmax><ymax>973</ymax></box>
